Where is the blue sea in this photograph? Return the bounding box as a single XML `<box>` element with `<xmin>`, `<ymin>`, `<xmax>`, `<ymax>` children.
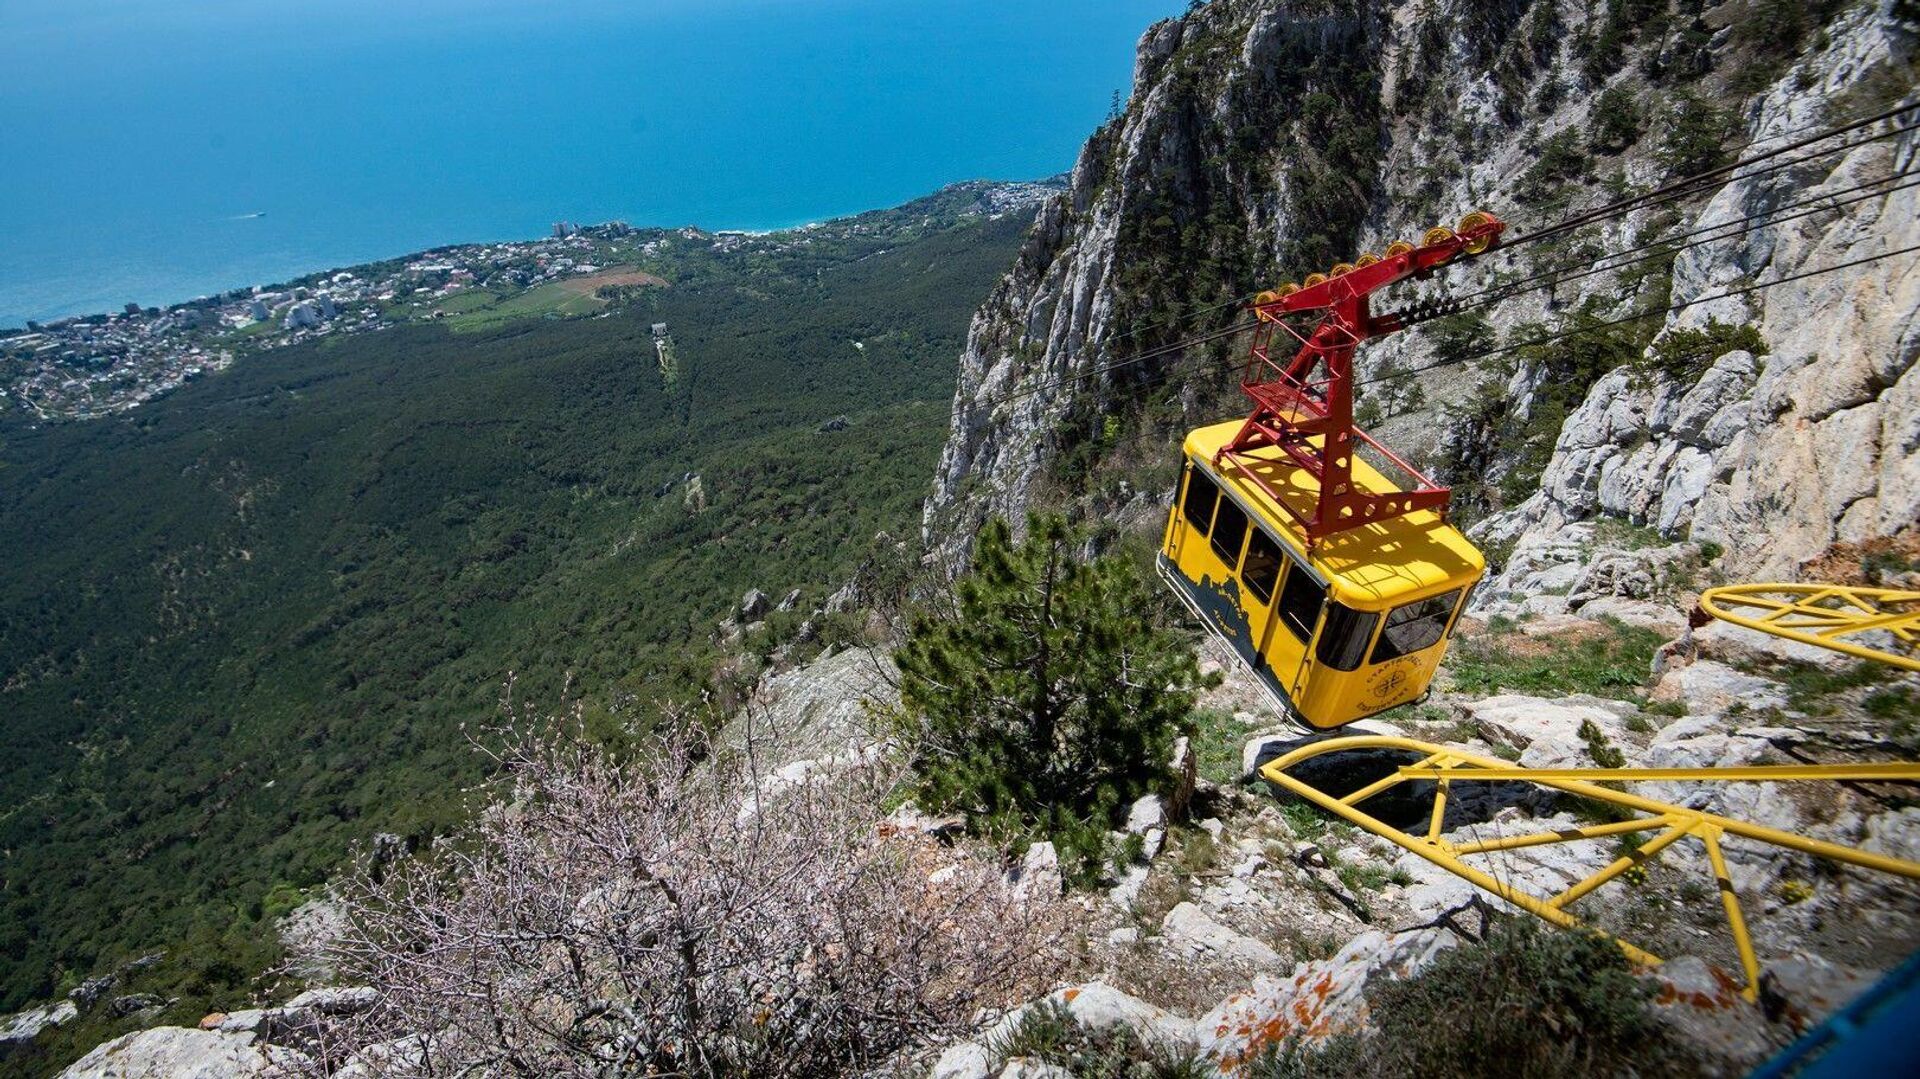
<box><xmin>0</xmin><ymin>0</ymin><xmax>1178</xmax><ymax>326</ymax></box>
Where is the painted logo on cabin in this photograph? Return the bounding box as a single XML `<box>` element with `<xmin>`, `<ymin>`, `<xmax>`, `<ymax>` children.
<box><xmin>1366</xmin><ymin>662</ymin><xmax>1414</xmax><ymax>705</ymax></box>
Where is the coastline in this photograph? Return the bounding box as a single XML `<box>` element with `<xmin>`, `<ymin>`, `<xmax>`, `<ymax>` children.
<box><xmin>0</xmin><ymin>178</ymin><xmax>1065</xmax><ymax>423</ymax></box>
<box><xmin>1</xmin><ymin>176</ymin><xmax>1069</xmax><ymax>331</ymax></box>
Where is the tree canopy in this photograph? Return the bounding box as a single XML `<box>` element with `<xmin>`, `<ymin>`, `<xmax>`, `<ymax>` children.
<box><xmin>895</xmin><ymin>516</ymin><xmax>1206</xmax><ymax>879</ymax></box>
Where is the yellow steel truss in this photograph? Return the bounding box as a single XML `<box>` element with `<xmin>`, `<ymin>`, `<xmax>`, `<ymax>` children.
<box><xmin>1258</xmin><ymin>736</ymin><xmax>1920</xmax><ymax>999</ymax></box>
<box><xmin>1697</xmin><ymin>583</ymin><xmax>1920</xmax><ymax>672</ymax></box>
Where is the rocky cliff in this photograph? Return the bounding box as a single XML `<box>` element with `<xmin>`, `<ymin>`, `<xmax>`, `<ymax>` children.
<box><xmin>924</xmin><ymin>0</ymin><xmax>1918</xmax><ymax>589</ymax></box>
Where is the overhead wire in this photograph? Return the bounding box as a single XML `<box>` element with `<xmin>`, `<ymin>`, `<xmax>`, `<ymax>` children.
<box><xmin>978</xmin><ymin>197</ymin><xmax>1918</xmax><ymax>415</ymax></box>
<box><xmin>1438</xmin><ymin>167</ymin><xmax>1920</xmax><ymax>314</ymax></box>
<box><xmin>973</xmin><ymin>320</ymin><xmax>1256</xmax><ymax>408</ymax></box>
<box><xmin>1356</xmin><ymin>241</ymin><xmax>1920</xmax><ymax>390</ymax></box>
<box><xmin>1104</xmin><ymin>291</ymin><xmax>1265</xmax><ymax>346</ymax></box>
<box><xmin>989</xmin><ymin>241</ymin><xmax>1920</xmax><ymax>424</ymax></box>
<box><xmin>1500</xmin><ymin>101</ymin><xmax>1920</xmax><ymax>248</ymax></box>
<box><xmin>976</xmin><ymin>104</ymin><xmax>1920</xmax><ymax>418</ymax></box>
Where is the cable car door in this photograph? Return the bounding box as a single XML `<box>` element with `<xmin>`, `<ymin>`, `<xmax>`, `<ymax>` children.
<box><xmin>1240</xmin><ymin>527</ymin><xmax>1318</xmax><ymax>705</ymax></box>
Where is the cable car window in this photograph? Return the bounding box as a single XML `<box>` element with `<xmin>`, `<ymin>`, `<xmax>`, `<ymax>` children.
<box><xmin>1316</xmin><ymin>602</ymin><xmax>1379</xmax><ymax>671</ymax></box>
<box><xmin>1240</xmin><ymin>528</ymin><xmax>1283</xmax><ymax>604</ymax></box>
<box><xmin>1370</xmin><ymin>589</ymin><xmax>1464</xmax><ymax>663</ymax></box>
<box><xmin>1182</xmin><ymin>468</ymin><xmax>1220</xmax><ymax>534</ymax></box>
<box><xmin>1450</xmin><ymin>582</ymin><xmax>1479</xmax><ymax>638</ymax></box>
<box><xmin>1274</xmin><ymin>562</ymin><xmax>1325</xmax><ymax>643</ymax></box>
<box><xmin>1210</xmin><ymin>497</ymin><xmax>1249</xmax><ymax>567</ymax></box>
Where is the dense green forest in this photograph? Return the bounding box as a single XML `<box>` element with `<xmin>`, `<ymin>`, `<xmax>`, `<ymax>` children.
<box><xmin>0</xmin><ymin>194</ymin><xmax>1035</xmax><ymax>1060</ymax></box>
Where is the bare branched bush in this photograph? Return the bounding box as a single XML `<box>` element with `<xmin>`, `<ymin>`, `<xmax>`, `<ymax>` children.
<box><xmin>294</xmin><ymin>717</ymin><xmax>1063</xmax><ymax>1077</ymax></box>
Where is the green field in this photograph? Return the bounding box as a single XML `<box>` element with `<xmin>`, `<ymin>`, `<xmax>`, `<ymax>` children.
<box><xmin>441</xmin><ymin>280</ymin><xmax>609</xmax><ymax>332</ymax></box>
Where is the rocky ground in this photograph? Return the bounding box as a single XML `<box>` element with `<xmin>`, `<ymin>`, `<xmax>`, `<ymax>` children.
<box><xmin>7</xmin><ymin>562</ymin><xmax>1915</xmax><ymax>1077</ymax></box>
<box><xmin>914</xmin><ymin>586</ymin><xmax>1919</xmax><ymax>1077</ymax></box>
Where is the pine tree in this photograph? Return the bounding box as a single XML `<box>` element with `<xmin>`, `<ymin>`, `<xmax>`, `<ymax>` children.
<box><xmin>894</xmin><ymin>514</ymin><xmax>1206</xmax><ymax>880</ymax></box>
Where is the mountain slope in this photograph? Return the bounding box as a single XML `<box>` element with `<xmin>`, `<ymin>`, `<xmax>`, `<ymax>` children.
<box><xmin>0</xmin><ymin>188</ymin><xmax>1039</xmax><ymax>1035</ymax></box>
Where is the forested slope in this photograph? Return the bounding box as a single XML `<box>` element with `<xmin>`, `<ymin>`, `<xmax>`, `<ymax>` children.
<box><xmin>0</xmin><ymin>193</ymin><xmax>1035</xmax><ymax>1037</ymax></box>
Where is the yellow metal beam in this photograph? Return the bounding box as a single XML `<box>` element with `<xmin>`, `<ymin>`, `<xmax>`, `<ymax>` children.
<box><xmin>1258</xmin><ymin>735</ymin><xmax>1920</xmax><ymax>1000</ymax></box>
<box><xmin>1397</xmin><ymin>762</ymin><xmax>1920</xmax><ymax>783</ymax></box>
<box><xmin>1546</xmin><ymin>820</ymin><xmax>1690</xmax><ymax>910</ymax></box>
<box><xmin>1697</xmin><ymin>583</ymin><xmax>1920</xmax><ymax>671</ymax></box>
<box><xmin>1451</xmin><ymin>815</ymin><xmax>1670</xmax><ymax>855</ymax></box>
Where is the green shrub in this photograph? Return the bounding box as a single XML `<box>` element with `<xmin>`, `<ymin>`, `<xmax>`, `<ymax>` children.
<box><xmin>1515</xmin><ymin>130</ymin><xmax>1590</xmax><ymax>209</ymax></box>
<box><xmin>989</xmin><ymin>999</ymin><xmax>1213</xmax><ymax>1077</ymax></box>
<box><xmin>1589</xmin><ymin>86</ymin><xmax>1643</xmax><ymax>153</ymax></box>
<box><xmin>1646</xmin><ymin>319</ymin><xmax>1768</xmax><ymax>383</ymax></box>
<box><xmin>1749</xmin><ymin>657</ymin><xmax>1894</xmax><ymax>717</ymax></box>
<box><xmin>1426</xmin><ymin>311</ymin><xmax>1493</xmax><ymax>367</ymax></box>
<box><xmin>1656</xmin><ymin>90</ymin><xmax>1737</xmax><ymax>177</ymax></box>
<box><xmin>1250</xmin><ymin>919</ymin><xmax>1688</xmax><ymax>1078</ymax></box>
<box><xmin>1864</xmin><ymin>687</ymin><xmax>1913</xmax><ymax>720</ymax></box>
<box><xmin>1579</xmin><ymin>719</ymin><xmax>1627</xmax><ymax>769</ymax></box>
<box><xmin>1189</xmin><ymin>708</ymin><xmax>1250</xmax><ymax>786</ymax></box>
<box><xmin>895</xmin><ymin>515</ymin><xmax>1208</xmax><ymax>883</ymax></box>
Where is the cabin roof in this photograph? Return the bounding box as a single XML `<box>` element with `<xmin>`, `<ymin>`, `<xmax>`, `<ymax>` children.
<box><xmin>1183</xmin><ymin>419</ymin><xmax>1485</xmax><ymax>607</ymax></box>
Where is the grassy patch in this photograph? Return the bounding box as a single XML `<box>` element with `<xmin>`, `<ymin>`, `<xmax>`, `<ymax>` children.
<box><xmin>1279</xmin><ymin>800</ymin><xmax>1329</xmax><ymax>839</ymax></box>
<box><xmin>1332</xmin><ymin>854</ymin><xmax>1394</xmax><ymax>895</ymax></box>
<box><xmin>1447</xmin><ymin>617</ymin><xmax>1662</xmax><ymax>700</ymax></box>
<box><xmin>1741</xmin><ymin>658</ymin><xmax>1897</xmax><ymax>718</ymax></box>
<box><xmin>1867</xmin><ymin>686</ymin><xmax>1914</xmax><ymax>722</ymax></box>
<box><xmin>445</xmin><ymin>281</ymin><xmax>607</xmax><ymax>332</ymax></box>
<box><xmin>1588</xmin><ymin>516</ymin><xmax>1667</xmax><ymax>551</ymax></box>
<box><xmin>1173</xmin><ymin>828</ymin><xmax>1220</xmax><ymax>878</ymax></box>
<box><xmin>1189</xmin><ymin>708</ymin><xmax>1248</xmax><ymax>786</ymax></box>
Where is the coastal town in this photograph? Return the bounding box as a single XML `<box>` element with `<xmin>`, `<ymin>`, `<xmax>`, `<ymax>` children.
<box><xmin>0</xmin><ymin>179</ymin><xmax>1062</xmax><ymax>422</ymax></box>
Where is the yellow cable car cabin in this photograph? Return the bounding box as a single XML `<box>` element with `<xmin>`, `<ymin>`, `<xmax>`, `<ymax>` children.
<box><xmin>1154</xmin><ymin>211</ymin><xmax>1507</xmax><ymax>728</ymax></box>
<box><xmin>1159</xmin><ymin>420</ymin><xmax>1483</xmax><ymax>729</ymax></box>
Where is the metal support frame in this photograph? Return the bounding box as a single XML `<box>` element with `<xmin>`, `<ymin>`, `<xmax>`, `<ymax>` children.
<box><xmin>1698</xmin><ymin>583</ymin><xmax>1920</xmax><ymax>672</ymax></box>
<box><xmin>1258</xmin><ymin>735</ymin><xmax>1920</xmax><ymax>1000</ymax></box>
<box><xmin>1221</xmin><ymin>214</ymin><xmax>1506</xmax><ymax>549</ymax></box>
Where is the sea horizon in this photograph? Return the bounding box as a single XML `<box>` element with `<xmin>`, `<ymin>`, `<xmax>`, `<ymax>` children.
<box><xmin>1</xmin><ymin>0</ymin><xmax>1176</xmax><ymax>327</ymax></box>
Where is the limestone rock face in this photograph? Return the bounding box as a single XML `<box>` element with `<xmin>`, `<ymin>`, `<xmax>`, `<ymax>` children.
<box><xmin>931</xmin><ymin>1041</ymin><xmax>993</xmax><ymax>1079</ymax></box>
<box><xmin>0</xmin><ymin>1000</ymin><xmax>77</xmax><ymax>1057</ymax></box>
<box><xmin>923</xmin><ymin>0</ymin><xmax>1917</xmax><ymax>597</ymax></box>
<box><xmin>1011</xmin><ymin>841</ymin><xmax>1063</xmax><ymax>901</ymax></box>
<box><xmin>56</xmin><ymin>1027</ymin><xmax>303</xmax><ymax>1079</ymax></box>
<box><xmin>987</xmin><ymin>981</ymin><xmax>1197</xmax><ymax>1057</ymax></box>
<box><xmin>1648</xmin><ymin>659</ymin><xmax>1788</xmax><ymax>715</ymax></box>
<box><xmin>1392</xmin><ymin>813</ymin><xmax>1615</xmax><ymax>923</ymax></box>
<box><xmin>278</xmin><ymin>897</ymin><xmax>349</xmax><ymax>983</ymax></box>
<box><xmin>1161</xmin><ymin>901</ymin><xmax>1285</xmax><ymax>969</ymax></box>
<box><xmin>1195</xmin><ymin>929</ymin><xmax>1457</xmax><ymax>1069</ymax></box>
<box><xmin>1479</xmin><ymin>5</ymin><xmax>1920</xmax><ymax>587</ymax></box>
<box><xmin>734</xmin><ymin>646</ymin><xmax>900</xmax><ymax>762</ymax></box>
<box><xmin>1644</xmin><ymin>957</ymin><xmax>1775</xmax><ymax>1072</ymax></box>
<box><xmin>922</xmin><ymin>0</ymin><xmax>1390</xmax><ymax>570</ymax></box>
<box><xmin>1463</xmin><ymin>694</ymin><xmax>1638</xmax><ymax>769</ymax></box>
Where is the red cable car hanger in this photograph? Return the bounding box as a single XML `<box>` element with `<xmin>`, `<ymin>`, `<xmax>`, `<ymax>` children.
<box><xmin>1220</xmin><ymin>211</ymin><xmax>1506</xmax><ymax>550</ymax></box>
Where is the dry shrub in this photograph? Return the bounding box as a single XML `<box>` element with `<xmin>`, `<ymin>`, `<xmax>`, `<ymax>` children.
<box><xmin>294</xmin><ymin>717</ymin><xmax>1063</xmax><ymax>1077</ymax></box>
